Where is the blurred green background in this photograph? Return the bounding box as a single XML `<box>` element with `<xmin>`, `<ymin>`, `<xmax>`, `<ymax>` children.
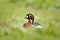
<box><xmin>0</xmin><ymin>0</ymin><xmax>60</xmax><ymax>40</ymax></box>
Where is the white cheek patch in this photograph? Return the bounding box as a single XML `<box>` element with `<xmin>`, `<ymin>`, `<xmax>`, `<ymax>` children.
<box><xmin>26</xmin><ymin>16</ymin><xmax>28</xmax><ymax>18</ymax></box>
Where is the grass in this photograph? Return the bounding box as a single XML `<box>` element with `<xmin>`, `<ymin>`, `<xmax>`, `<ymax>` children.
<box><xmin>0</xmin><ymin>0</ymin><xmax>60</xmax><ymax>40</ymax></box>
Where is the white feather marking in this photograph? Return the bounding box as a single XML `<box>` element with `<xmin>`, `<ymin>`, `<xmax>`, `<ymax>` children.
<box><xmin>36</xmin><ymin>25</ymin><xmax>42</xmax><ymax>28</ymax></box>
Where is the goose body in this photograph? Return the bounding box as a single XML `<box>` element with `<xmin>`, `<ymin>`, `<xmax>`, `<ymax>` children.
<box><xmin>23</xmin><ymin>13</ymin><xmax>42</xmax><ymax>28</ymax></box>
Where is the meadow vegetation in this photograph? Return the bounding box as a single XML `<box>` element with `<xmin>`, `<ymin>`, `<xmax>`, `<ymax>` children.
<box><xmin>0</xmin><ymin>0</ymin><xmax>60</xmax><ymax>40</ymax></box>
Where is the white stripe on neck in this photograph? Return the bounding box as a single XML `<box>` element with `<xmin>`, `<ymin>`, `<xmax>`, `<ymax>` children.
<box><xmin>30</xmin><ymin>19</ymin><xmax>33</xmax><ymax>23</ymax></box>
